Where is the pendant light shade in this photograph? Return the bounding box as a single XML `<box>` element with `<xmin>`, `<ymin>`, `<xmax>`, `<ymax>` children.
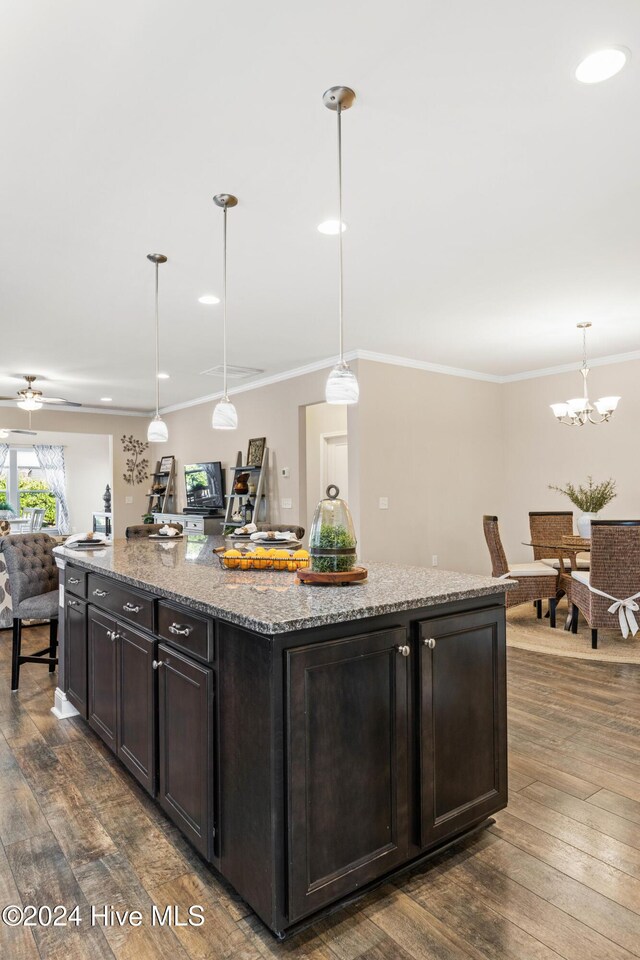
<box><xmin>147</xmin><ymin>253</ymin><xmax>168</xmax><ymax>443</ymax></box>
<box><xmin>147</xmin><ymin>414</ymin><xmax>169</xmax><ymax>442</ymax></box>
<box><xmin>323</xmin><ymin>85</ymin><xmax>359</xmax><ymax>405</ymax></box>
<box><xmin>326</xmin><ymin>360</ymin><xmax>360</xmax><ymax>405</ymax></box>
<box><xmin>212</xmin><ymin>193</ymin><xmax>238</xmax><ymax>431</ymax></box>
<box><xmin>211</xmin><ymin>398</ymin><xmax>238</xmax><ymax>430</ymax></box>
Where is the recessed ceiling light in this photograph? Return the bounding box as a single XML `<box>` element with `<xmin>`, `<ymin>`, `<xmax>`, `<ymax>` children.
<box><xmin>100</xmin><ymin>397</ymin><xmax>112</xmax><ymax>402</ymax></box>
<box><xmin>575</xmin><ymin>47</ymin><xmax>629</xmax><ymax>84</ymax></box>
<box><xmin>198</xmin><ymin>294</ymin><xmax>220</xmax><ymax>304</ymax></box>
<box><xmin>157</xmin><ymin>372</ymin><xmax>170</xmax><ymax>380</ymax></box>
<box><xmin>317</xmin><ymin>220</ymin><xmax>347</xmax><ymax>235</ymax></box>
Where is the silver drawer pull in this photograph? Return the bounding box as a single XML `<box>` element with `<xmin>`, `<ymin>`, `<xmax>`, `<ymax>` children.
<box><xmin>122</xmin><ymin>602</ymin><xmax>142</xmax><ymax>614</ymax></box>
<box><xmin>108</xmin><ymin>630</ymin><xmax>119</xmax><ymax>641</ymax></box>
<box><xmin>168</xmin><ymin>623</ymin><xmax>192</xmax><ymax>636</ymax></box>
<box><xmin>68</xmin><ymin>577</ymin><xmax>80</xmax><ymax>584</ymax></box>
<box><xmin>423</xmin><ymin>637</ymin><xmax>436</xmax><ymax>649</ymax></box>
<box><xmin>396</xmin><ymin>644</ymin><xmax>410</xmax><ymax>657</ymax></box>
<box><xmin>68</xmin><ymin>599</ymin><xmax>78</xmax><ymax>607</ymax></box>
<box><xmin>93</xmin><ymin>588</ymin><xmax>108</xmax><ymax>597</ymax></box>
<box><xmin>152</xmin><ymin>660</ymin><xmax>163</xmax><ymax>670</ymax></box>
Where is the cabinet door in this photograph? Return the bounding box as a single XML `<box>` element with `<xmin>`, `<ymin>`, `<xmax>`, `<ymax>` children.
<box><xmin>419</xmin><ymin>607</ymin><xmax>507</xmax><ymax>847</ymax></box>
<box><xmin>286</xmin><ymin>627</ymin><xmax>409</xmax><ymax>923</ymax></box>
<box><xmin>157</xmin><ymin>643</ymin><xmax>213</xmax><ymax>859</ymax></box>
<box><xmin>87</xmin><ymin>607</ymin><xmax>118</xmax><ymax>751</ymax></box>
<box><xmin>117</xmin><ymin>624</ymin><xmax>156</xmax><ymax>795</ymax></box>
<box><xmin>65</xmin><ymin>597</ymin><xmax>88</xmax><ymax>718</ymax></box>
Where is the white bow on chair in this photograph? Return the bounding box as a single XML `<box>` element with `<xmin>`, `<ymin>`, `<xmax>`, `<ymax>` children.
<box><xmin>588</xmin><ymin>585</ymin><xmax>640</xmax><ymax>639</ymax></box>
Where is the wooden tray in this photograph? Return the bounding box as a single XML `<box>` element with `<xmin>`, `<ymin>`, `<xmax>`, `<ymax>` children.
<box><xmin>296</xmin><ymin>566</ymin><xmax>368</xmax><ymax>586</ymax></box>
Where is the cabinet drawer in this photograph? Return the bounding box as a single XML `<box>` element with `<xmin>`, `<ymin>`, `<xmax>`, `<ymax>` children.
<box><xmin>157</xmin><ymin>601</ymin><xmax>215</xmax><ymax>663</ymax></box>
<box><xmin>183</xmin><ymin>518</ymin><xmax>204</xmax><ymax>533</ymax></box>
<box><xmin>87</xmin><ymin>574</ymin><xmax>153</xmax><ymax>632</ymax></box>
<box><xmin>65</xmin><ymin>566</ymin><xmax>86</xmax><ymax>599</ymax></box>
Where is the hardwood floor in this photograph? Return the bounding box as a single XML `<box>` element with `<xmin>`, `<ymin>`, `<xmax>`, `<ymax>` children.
<box><xmin>1</xmin><ymin>624</ymin><xmax>640</xmax><ymax>959</ymax></box>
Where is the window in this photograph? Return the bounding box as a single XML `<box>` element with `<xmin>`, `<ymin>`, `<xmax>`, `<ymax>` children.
<box><xmin>1</xmin><ymin>448</ymin><xmax>59</xmax><ymax>529</ymax></box>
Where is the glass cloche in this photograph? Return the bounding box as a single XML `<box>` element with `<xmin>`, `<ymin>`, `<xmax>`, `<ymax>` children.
<box><xmin>309</xmin><ymin>485</ymin><xmax>357</xmax><ymax>573</ymax></box>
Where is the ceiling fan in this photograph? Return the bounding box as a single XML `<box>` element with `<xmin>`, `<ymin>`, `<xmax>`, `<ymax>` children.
<box><xmin>0</xmin><ymin>427</ymin><xmax>37</xmax><ymax>439</ymax></box>
<box><xmin>0</xmin><ymin>375</ymin><xmax>82</xmax><ymax>411</ymax></box>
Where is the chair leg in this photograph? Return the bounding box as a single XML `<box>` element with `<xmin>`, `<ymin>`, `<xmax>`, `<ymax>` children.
<box><xmin>11</xmin><ymin>619</ymin><xmax>22</xmax><ymax>691</ymax></box>
<box><xmin>49</xmin><ymin>618</ymin><xmax>58</xmax><ymax>673</ymax></box>
<box><xmin>571</xmin><ymin>604</ymin><xmax>579</xmax><ymax>634</ymax></box>
<box><xmin>549</xmin><ymin>597</ymin><xmax>556</xmax><ymax>629</ymax></box>
<box><xmin>536</xmin><ymin>599</ymin><xmax>542</xmax><ymax>619</ymax></box>
<box><xmin>591</xmin><ymin>629</ymin><xmax>598</xmax><ymax>650</ymax></box>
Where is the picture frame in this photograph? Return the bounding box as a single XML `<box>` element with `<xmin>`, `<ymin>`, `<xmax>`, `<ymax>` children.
<box><xmin>159</xmin><ymin>455</ymin><xmax>174</xmax><ymax>474</ymax></box>
<box><xmin>246</xmin><ymin>437</ymin><xmax>266</xmax><ymax>467</ymax></box>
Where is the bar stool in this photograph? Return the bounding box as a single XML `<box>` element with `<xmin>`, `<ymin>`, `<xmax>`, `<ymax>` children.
<box><xmin>0</xmin><ymin>533</ymin><xmax>59</xmax><ymax>691</ymax></box>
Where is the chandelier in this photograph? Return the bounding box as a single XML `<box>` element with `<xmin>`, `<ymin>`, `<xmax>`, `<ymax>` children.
<box><xmin>550</xmin><ymin>323</ymin><xmax>620</xmax><ymax>426</ymax></box>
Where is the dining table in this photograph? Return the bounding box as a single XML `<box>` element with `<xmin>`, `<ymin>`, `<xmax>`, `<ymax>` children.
<box><xmin>522</xmin><ymin>535</ymin><xmax>591</xmax><ymax>630</ymax></box>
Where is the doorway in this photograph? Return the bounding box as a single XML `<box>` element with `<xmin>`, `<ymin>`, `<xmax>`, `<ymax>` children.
<box><xmin>304</xmin><ymin>402</ymin><xmax>348</xmax><ymax>536</ymax></box>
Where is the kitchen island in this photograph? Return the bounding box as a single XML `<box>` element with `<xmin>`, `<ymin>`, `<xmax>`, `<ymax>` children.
<box><xmin>53</xmin><ymin>536</ymin><xmax>513</xmax><ymax>937</ymax></box>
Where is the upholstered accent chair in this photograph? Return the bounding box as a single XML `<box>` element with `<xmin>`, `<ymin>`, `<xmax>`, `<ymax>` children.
<box><xmin>125</xmin><ymin>523</ymin><xmax>183</xmax><ymax>538</ymax></box>
<box><xmin>528</xmin><ymin>511</ymin><xmax>590</xmax><ymax>571</ymax></box>
<box><xmin>0</xmin><ymin>533</ymin><xmax>59</xmax><ymax>690</ymax></box>
<box><xmin>483</xmin><ymin>515</ymin><xmax>559</xmax><ymax>626</ymax></box>
<box><xmin>566</xmin><ymin>520</ymin><xmax>640</xmax><ymax>649</ymax></box>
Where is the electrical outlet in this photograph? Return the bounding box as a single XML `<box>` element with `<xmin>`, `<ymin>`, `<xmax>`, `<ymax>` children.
<box><xmin>281</xmin><ymin>498</ymin><xmax>292</xmax><ymax>509</ymax></box>
<box><xmin>378</xmin><ymin>497</ymin><xmax>388</xmax><ymax>509</ymax></box>
<box><xmin>281</xmin><ymin>467</ymin><xmax>290</xmax><ymax>478</ymax></box>
<box><xmin>432</xmin><ymin>555</ymin><xmax>438</xmax><ymax>567</ymax></box>
<box><xmin>125</xmin><ymin>496</ymin><xmax>133</xmax><ymax>504</ymax></box>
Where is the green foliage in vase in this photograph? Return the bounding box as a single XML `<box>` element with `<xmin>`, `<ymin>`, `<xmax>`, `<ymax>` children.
<box><xmin>548</xmin><ymin>476</ymin><xmax>617</xmax><ymax>513</ymax></box>
<box><xmin>311</xmin><ymin>523</ymin><xmax>356</xmax><ymax>573</ymax></box>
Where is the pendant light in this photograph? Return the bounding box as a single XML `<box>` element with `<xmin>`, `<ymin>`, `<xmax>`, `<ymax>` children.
<box><xmin>324</xmin><ymin>86</ymin><xmax>359</xmax><ymax>405</ymax></box>
<box><xmin>550</xmin><ymin>323</ymin><xmax>621</xmax><ymax>425</ymax></box>
<box><xmin>212</xmin><ymin>194</ymin><xmax>239</xmax><ymax>430</ymax></box>
<box><xmin>146</xmin><ymin>254</ymin><xmax>169</xmax><ymax>442</ymax></box>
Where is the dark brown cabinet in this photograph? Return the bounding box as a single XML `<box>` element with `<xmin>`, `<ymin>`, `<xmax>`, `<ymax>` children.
<box><xmin>418</xmin><ymin>606</ymin><xmax>507</xmax><ymax>847</ymax></box>
<box><xmin>65</xmin><ymin>597</ymin><xmax>88</xmax><ymax>718</ymax></box>
<box><xmin>286</xmin><ymin>627</ymin><xmax>410</xmax><ymax>923</ymax></box>
<box><xmin>87</xmin><ymin>607</ymin><xmax>157</xmax><ymax>795</ymax></box>
<box><xmin>157</xmin><ymin>643</ymin><xmax>214</xmax><ymax>860</ymax></box>
<box><xmin>87</xmin><ymin>607</ymin><xmax>118</xmax><ymax>751</ymax></box>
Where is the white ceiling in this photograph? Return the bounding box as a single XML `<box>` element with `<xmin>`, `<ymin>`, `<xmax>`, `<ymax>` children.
<box><xmin>2</xmin><ymin>0</ymin><xmax>640</xmax><ymax>412</ymax></box>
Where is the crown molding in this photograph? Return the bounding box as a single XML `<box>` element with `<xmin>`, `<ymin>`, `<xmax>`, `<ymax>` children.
<box><xmin>353</xmin><ymin>350</ymin><xmax>502</xmax><ymax>382</ymax></box>
<box><xmin>499</xmin><ymin>348</ymin><xmax>640</xmax><ymax>382</ymax></box>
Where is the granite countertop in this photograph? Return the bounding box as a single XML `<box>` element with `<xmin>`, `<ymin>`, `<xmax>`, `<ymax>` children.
<box><xmin>54</xmin><ymin>536</ymin><xmax>515</xmax><ymax>635</ymax></box>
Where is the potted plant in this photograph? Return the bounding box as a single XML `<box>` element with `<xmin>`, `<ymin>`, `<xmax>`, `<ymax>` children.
<box><xmin>0</xmin><ymin>497</ymin><xmax>15</xmax><ymax>519</ymax></box>
<box><xmin>142</xmin><ymin>512</ymin><xmax>155</xmax><ymax>525</ymax></box>
<box><xmin>548</xmin><ymin>476</ymin><xmax>617</xmax><ymax>537</ymax></box>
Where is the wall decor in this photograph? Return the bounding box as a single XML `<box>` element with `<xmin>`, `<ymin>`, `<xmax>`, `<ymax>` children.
<box><xmin>246</xmin><ymin>437</ymin><xmax>266</xmax><ymax>467</ymax></box>
<box><xmin>159</xmin><ymin>455</ymin><xmax>174</xmax><ymax>473</ymax></box>
<box><xmin>121</xmin><ymin>435</ymin><xmax>150</xmax><ymax>486</ymax></box>
<box><xmin>102</xmin><ymin>483</ymin><xmax>111</xmax><ymax>513</ymax></box>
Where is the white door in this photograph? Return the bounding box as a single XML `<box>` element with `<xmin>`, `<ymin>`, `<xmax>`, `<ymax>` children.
<box><xmin>321</xmin><ymin>432</ymin><xmax>348</xmax><ymax>503</ymax></box>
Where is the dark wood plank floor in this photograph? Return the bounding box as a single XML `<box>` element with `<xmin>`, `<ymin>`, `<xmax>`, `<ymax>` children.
<box><xmin>1</xmin><ymin>623</ymin><xmax>640</xmax><ymax>959</ymax></box>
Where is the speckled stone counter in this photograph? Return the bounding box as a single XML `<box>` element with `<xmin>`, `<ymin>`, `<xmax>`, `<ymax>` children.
<box><xmin>54</xmin><ymin>535</ymin><xmax>513</xmax><ymax>635</ymax></box>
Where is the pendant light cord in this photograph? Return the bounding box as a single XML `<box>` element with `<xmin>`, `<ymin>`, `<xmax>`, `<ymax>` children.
<box><xmin>223</xmin><ymin>204</ymin><xmax>228</xmax><ymax>399</ymax></box>
<box><xmin>154</xmin><ymin>261</ymin><xmax>160</xmax><ymax>417</ymax></box>
<box><xmin>582</xmin><ymin>325</ymin><xmax>588</xmax><ymax>399</ymax></box>
<box><xmin>337</xmin><ymin>103</ymin><xmax>344</xmax><ymax>363</ymax></box>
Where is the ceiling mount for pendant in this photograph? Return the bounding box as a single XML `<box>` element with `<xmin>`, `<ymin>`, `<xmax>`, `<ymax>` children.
<box><xmin>146</xmin><ymin>253</ymin><xmax>168</xmax><ymax>265</ymax></box>
<box><xmin>322</xmin><ymin>86</ymin><xmax>356</xmax><ymax>111</ymax></box>
<box><xmin>213</xmin><ymin>194</ymin><xmax>238</xmax><ymax>209</ymax></box>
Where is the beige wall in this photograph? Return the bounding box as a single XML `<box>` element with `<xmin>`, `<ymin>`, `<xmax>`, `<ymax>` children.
<box><xmin>500</xmin><ymin>357</ymin><xmax>640</xmax><ymax>564</ymax></box>
<box><xmin>0</xmin><ymin>408</ymin><xmax>151</xmax><ymax>537</ymax></box>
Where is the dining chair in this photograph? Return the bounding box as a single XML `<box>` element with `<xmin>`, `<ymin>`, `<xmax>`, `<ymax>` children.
<box><xmin>22</xmin><ymin>507</ymin><xmax>45</xmax><ymax>532</ymax></box>
<box><xmin>0</xmin><ymin>533</ymin><xmax>59</xmax><ymax>690</ymax></box>
<box><xmin>125</xmin><ymin>522</ymin><xmax>183</xmax><ymax>538</ymax></box>
<box><xmin>566</xmin><ymin>520</ymin><xmax>640</xmax><ymax>649</ymax></box>
<box><xmin>528</xmin><ymin>511</ymin><xmax>590</xmax><ymax>572</ymax></box>
<box><xmin>483</xmin><ymin>515</ymin><xmax>559</xmax><ymax>626</ymax></box>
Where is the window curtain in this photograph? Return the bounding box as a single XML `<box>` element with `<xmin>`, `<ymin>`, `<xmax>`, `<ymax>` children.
<box><xmin>0</xmin><ymin>443</ymin><xmax>8</xmax><ymax>470</ymax></box>
<box><xmin>34</xmin><ymin>444</ymin><xmax>70</xmax><ymax>533</ymax></box>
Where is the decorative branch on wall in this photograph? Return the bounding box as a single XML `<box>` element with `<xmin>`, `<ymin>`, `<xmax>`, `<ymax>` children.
<box><xmin>121</xmin><ymin>435</ymin><xmax>150</xmax><ymax>486</ymax></box>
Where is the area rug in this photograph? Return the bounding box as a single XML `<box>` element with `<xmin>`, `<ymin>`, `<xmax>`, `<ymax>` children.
<box><xmin>506</xmin><ymin>600</ymin><xmax>640</xmax><ymax>664</ymax></box>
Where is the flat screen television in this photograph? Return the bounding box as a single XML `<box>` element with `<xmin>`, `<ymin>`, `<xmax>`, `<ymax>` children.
<box><xmin>184</xmin><ymin>462</ymin><xmax>225</xmax><ymax>512</ymax></box>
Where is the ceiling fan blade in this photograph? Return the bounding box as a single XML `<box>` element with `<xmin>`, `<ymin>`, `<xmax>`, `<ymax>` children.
<box><xmin>9</xmin><ymin>429</ymin><xmax>37</xmax><ymax>435</ymax></box>
<box><xmin>0</xmin><ymin>396</ymin><xmax>19</xmax><ymax>401</ymax></box>
<box><xmin>39</xmin><ymin>397</ymin><xmax>82</xmax><ymax>406</ymax></box>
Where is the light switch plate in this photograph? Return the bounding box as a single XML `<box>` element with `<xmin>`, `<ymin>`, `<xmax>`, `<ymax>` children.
<box><xmin>281</xmin><ymin>498</ymin><xmax>292</xmax><ymax>509</ymax></box>
<box><xmin>281</xmin><ymin>467</ymin><xmax>290</xmax><ymax>478</ymax></box>
<box><xmin>125</xmin><ymin>496</ymin><xmax>133</xmax><ymax>504</ymax></box>
<box><xmin>379</xmin><ymin>497</ymin><xmax>389</xmax><ymax>509</ymax></box>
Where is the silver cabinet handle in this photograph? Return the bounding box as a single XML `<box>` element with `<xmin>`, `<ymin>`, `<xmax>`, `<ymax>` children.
<box><xmin>68</xmin><ymin>577</ymin><xmax>80</xmax><ymax>584</ymax></box>
<box><xmin>396</xmin><ymin>644</ymin><xmax>410</xmax><ymax>657</ymax></box>
<box><xmin>168</xmin><ymin>623</ymin><xmax>192</xmax><ymax>636</ymax></box>
<box><xmin>68</xmin><ymin>599</ymin><xmax>78</xmax><ymax>607</ymax></box>
<box><xmin>93</xmin><ymin>588</ymin><xmax>108</xmax><ymax>597</ymax></box>
<box><xmin>152</xmin><ymin>660</ymin><xmax>163</xmax><ymax>670</ymax></box>
<box><xmin>107</xmin><ymin>630</ymin><xmax>119</xmax><ymax>641</ymax></box>
<box><xmin>122</xmin><ymin>602</ymin><xmax>142</xmax><ymax>614</ymax></box>
<box><xmin>423</xmin><ymin>637</ymin><xmax>436</xmax><ymax>649</ymax></box>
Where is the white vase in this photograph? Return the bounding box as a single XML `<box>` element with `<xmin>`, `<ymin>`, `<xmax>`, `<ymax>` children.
<box><xmin>577</xmin><ymin>512</ymin><xmax>597</xmax><ymax>538</ymax></box>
